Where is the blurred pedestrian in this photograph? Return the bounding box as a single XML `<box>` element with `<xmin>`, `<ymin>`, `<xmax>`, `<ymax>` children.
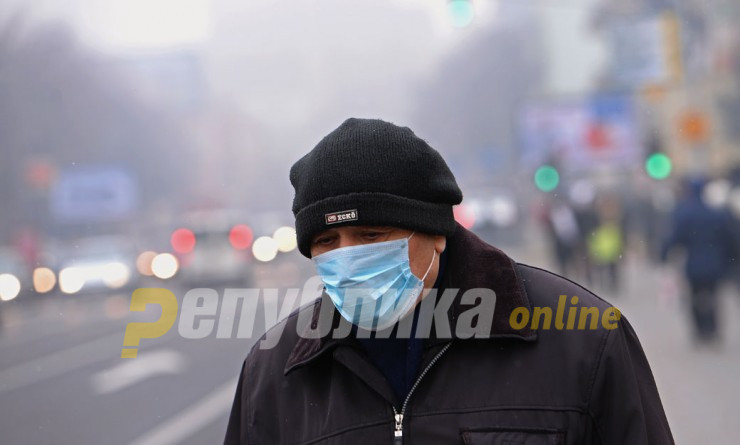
<box><xmin>540</xmin><ymin>197</ymin><xmax>581</xmax><ymax>277</ymax></box>
<box><xmin>662</xmin><ymin>178</ymin><xmax>739</xmax><ymax>344</ymax></box>
<box><xmin>225</xmin><ymin>118</ymin><xmax>673</xmax><ymax>444</ymax></box>
<box><xmin>587</xmin><ymin>194</ymin><xmax>625</xmax><ymax>293</ymax></box>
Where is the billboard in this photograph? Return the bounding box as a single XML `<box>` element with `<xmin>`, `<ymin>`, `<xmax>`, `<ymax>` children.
<box><xmin>517</xmin><ymin>95</ymin><xmax>642</xmax><ymax>171</ymax></box>
<box><xmin>50</xmin><ymin>166</ymin><xmax>139</xmax><ymax>224</ymax></box>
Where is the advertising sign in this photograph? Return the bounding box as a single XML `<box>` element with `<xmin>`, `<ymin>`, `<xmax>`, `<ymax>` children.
<box><xmin>518</xmin><ymin>95</ymin><xmax>642</xmax><ymax>171</ymax></box>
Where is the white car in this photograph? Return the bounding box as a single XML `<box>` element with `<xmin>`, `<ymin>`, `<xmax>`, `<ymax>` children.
<box><xmin>171</xmin><ymin>211</ymin><xmax>256</xmax><ymax>287</ymax></box>
<box><xmin>52</xmin><ymin>236</ymin><xmax>139</xmax><ymax>295</ymax></box>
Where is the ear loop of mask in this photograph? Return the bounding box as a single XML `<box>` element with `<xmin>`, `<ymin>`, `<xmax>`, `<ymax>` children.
<box><xmin>421</xmin><ymin>249</ymin><xmax>436</xmax><ymax>281</ymax></box>
<box><xmin>408</xmin><ymin>231</ymin><xmax>436</xmax><ymax>282</ymax></box>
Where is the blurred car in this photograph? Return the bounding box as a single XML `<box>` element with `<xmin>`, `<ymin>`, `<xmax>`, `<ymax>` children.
<box><xmin>51</xmin><ymin>236</ymin><xmax>140</xmax><ymax>295</ymax></box>
<box><xmin>171</xmin><ymin>211</ymin><xmax>255</xmax><ymax>287</ymax></box>
<box><xmin>461</xmin><ymin>189</ymin><xmax>524</xmax><ymax>247</ymax></box>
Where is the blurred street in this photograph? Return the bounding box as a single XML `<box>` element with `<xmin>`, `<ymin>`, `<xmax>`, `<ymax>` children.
<box><xmin>0</xmin><ymin>255</ymin><xmax>314</xmax><ymax>445</ymax></box>
<box><xmin>1</xmin><ymin>229</ymin><xmax>738</xmax><ymax>445</ymax></box>
<box><xmin>1</xmin><ymin>0</ymin><xmax>739</xmax><ymax>442</ymax></box>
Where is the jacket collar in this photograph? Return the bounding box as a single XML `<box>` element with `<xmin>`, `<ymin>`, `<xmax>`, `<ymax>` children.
<box><xmin>284</xmin><ymin>223</ymin><xmax>536</xmax><ymax>375</ymax></box>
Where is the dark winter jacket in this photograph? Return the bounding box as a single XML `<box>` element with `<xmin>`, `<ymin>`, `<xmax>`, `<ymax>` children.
<box><xmin>225</xmin><ymin>224</ymin><xmax>673</xmax><ymax>444</ymax></box>
<box><xmin>662</xmin><ymin>182</ymin><xmax>738</xmax><ymax>283</ymax></box>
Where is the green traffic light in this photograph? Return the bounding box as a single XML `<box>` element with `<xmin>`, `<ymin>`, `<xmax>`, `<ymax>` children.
<box><xmin>534</xmin><ymin>165</ymin><xmax>559</xmax><ymax>192</ymax></box>
<box><xmin>645</xmin><ymin>153</ymin><xmax>672</xmax><ymax>180</ymax></box>
<box><xmin>448</xmin><ymin>0</ymin><xmax>475</xmax><ymax>28</ymax></box>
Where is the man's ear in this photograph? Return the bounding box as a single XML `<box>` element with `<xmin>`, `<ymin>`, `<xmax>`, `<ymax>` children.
<box><xmin>434</xmin><ymin>235</ymin><xmax>446</xmax><ymax>254</ymax></box>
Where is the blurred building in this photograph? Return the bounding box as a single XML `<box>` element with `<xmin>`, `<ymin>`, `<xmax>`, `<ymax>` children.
<box><xmin>593</xmin><ymin>0</ymin><xmax>740</xmax><ymax>177</ymax></box>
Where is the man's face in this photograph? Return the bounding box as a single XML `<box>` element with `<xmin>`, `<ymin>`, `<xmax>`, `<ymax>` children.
<box><xmin>310</xmin><ymin>225</ymin><xmax>446</xmax><ymax>299</ymax></box>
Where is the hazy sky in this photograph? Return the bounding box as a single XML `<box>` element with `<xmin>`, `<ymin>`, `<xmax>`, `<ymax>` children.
<box><xmin>3</xmin><ymin>0</ymin><xmax>602</xmax><ymax>107</ymax></box>
<box><xmin>0</xmin><ymin>0</ymin><xmax>607</xmax><ymax>214</ymax></box>
<box><xmin>4</xmin><ymin>0</ymin><xmax>498</xmax><ymax>50</ymax></box>
<box><xmin>3</xmin><ymin>0</ymin><xmax>499</xmax><ymax>123</ymax></box>
<box><xmin>2</xmin><ymin>0</ymin><xmax>604</xmax><ymax>156</ymax></box>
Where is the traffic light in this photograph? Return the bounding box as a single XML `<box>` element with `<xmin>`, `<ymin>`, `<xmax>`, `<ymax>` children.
<box><xmin>645</xmin><ymin>153</ymin><xmax>672</xmax><ymax>180</ymax></box>
<box><xmin>534</xmin><ymin>165</ymin><xmax>560</xmax><ymax>192</ymax></box>
<box><xmin>448</xmin><ymin>0</ymin><xmax>475</xmax><ymax>28</ymax></box>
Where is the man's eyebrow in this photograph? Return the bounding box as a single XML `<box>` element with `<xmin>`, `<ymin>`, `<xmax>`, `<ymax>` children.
<box><xmin>312</xmin><ymin>230</ymin><xmax>335</xmax><ymax>240</ymax></box>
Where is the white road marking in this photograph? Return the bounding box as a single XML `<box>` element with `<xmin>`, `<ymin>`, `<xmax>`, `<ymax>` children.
<box><xmin>0</xmin><ymin>332</ymin><xmax>169</xmax><ymax>394</ymax></box>
<box><xmin>91</xmin><ymin>349</ymin><xmax>186</xmax><ymax>395</ymax></box>
<box><xmin>0</xmin><ymin>333</ymin><xmax>121</xmax><ymax>393</ymax></box>
<box><xmin>128</xmin><ymin>378</ymin><xmax>237</xmax><ymax>445</ymax></box>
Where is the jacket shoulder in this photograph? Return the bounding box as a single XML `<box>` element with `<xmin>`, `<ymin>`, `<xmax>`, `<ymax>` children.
<box><xmin>242</xmin><ymin>299</ymin><xmax>315</xmax><ymax>374</ymax></box>
<box><xmin>516</xmin><ymin>263</ymin><xmax>616</xmax><ymax>312</ymax></box>
<box><xmin>512</xmin><ymin>263</ymin><xmax>623</xmax><ymax>375</ymax></box>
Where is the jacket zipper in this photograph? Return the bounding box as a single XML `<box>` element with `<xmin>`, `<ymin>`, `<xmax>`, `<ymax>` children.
<box><xmin>392</xmin><ymin>342</ymin><xmax>451</xmax><ymax>444</ymax></box>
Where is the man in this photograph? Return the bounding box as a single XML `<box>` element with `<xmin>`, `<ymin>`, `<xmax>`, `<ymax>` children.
<box><xmin>662</xmin><ymin>178</ymin><xmax>738</xmax><ymax>344</ymax></box>
<box><xmin>225</xmin><ymin>118</ymin><xmax>673</xmax><ymax>444</ymax></box>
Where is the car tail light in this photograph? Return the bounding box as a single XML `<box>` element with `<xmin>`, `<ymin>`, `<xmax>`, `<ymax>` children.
<box><xmin>229</xmin><ymin>224</ymin><xmax>253</xmax><ymax>250</ymax></box>
<box><xmin>171</xmin><ymin>228</ymin><xmax>196</xmax><ymax>254</ymax></box>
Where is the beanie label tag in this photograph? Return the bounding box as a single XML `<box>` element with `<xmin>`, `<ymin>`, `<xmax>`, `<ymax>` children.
<box><xmin>325</xmin><ymin>209</ymin><xmax>358</xmax><ymax>225</ymax></box>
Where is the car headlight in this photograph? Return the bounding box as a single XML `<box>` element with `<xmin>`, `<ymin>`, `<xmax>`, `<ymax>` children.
<box><xmin>273</xmin><ymin>226</ymin><xmax>298</xmax><ymax>253</ymax></box>
<box><xmin>0</xmin><ymin>273</ymin><xmax>21</xmax><ymax>302</ymax></box>
<box><xmin>252</xmin><ymin>236</ymin><xmax>278</xmax><ymax>262</ymax></box>
<box><xmin>33</xmin><ymin>267</ymin><xmax>56</xmax><ymax>293</ymax></box>
<box><xmin>59</xmin><ymin>267</ymin><xmax>85</xmax><ymax>294</ymax></box>
<box><xmin>151</xmin><ymin>253</ymin><xmax>179</xmax><ymax>279</ymax></box>
<box><xmin>102</xmin><ymin>262</ymin><xmax>131</xmax><ymax>289</ymax></box>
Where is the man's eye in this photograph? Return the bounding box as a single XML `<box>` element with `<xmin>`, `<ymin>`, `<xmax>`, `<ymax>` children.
<box><xmin>361</xmin><ymin>232</ymin><xmax>383</xmax><ymax>240</ymax></box>
<box><xmin>313</xmin><ymin>237</ymin><xmax>334</xmax><ymax>245</ymax></box>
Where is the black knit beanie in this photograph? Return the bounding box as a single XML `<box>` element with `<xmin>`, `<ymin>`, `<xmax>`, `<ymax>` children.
<box><xmin>290</xmin><ymin>118</ymin><xmax>463</xmax><ymax>257</ymax></box>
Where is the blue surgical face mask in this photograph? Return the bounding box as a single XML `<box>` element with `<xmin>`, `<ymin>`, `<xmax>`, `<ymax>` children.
<box><xmin>312</xmin><ymin>232</ymin><xmax>436</xmax><ymax>331</ymax></box>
